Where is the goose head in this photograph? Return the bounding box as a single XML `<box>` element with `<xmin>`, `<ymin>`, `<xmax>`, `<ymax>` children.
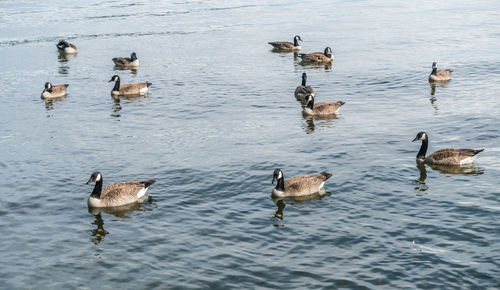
<box><xmin>324</xmin><ymin>47</ymin><xmax>333</xmax><ymax>57</ymax></box>
<box><xmin>86</xmin><ymin>172</ymin><xmax>102</xmax><ymax>184</ymax></box>
<box><xmin>294</xmin><ymin>35</ymin><xmax>302</xmax><ymax>42</ymax></box>
<box><xmin>108</xmin><ymin>75</ymin><xmax>120</xmax><ymax>83</ymax></box>
<box><xmin>44</xmin><ymin>82</ymin><xmax>53</xmax><ymax>93</ymax></box>
<box><xmin>272</xmin><ymin>168</ymin><xmax>283</xmax><ymax>184</ymax></box>
<box><xmin>57</xmin><ymin>40</ymin><xmax>69</xmax><ymax>49</ymax></box>
<box><xmin>412</xmin><ymin>131</ymin><xmax>428</xmax><ymax>142</ymax></box>
<box><xmin>305</xmin><ymin>93</ymin><xmax>315</xmax><ymax>107</ymax></box>
<box><xmin>131</xmin><ymin>52</ymin><xmax>137</xmax><ymax>61</ymax></box>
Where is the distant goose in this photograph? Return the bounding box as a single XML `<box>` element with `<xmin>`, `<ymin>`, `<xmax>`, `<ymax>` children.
<box><xmin>412</xmin><ymin>132</ymin><xmax>483</xmax><ymax>166</ymax></box>
<box><xmin>294</xmin><ymin>72</ymin><xmax>315</xmax><ymax>98</ymax></box>
<box><xmin>303</xmin><ymin>93</ymin><xmax>344</xmax><ymax>115</ymax></box>
<box><xmin>41</xmin><ymin>82</ymin><xmax>68</xmax><ymax>99</ymax></box>
<box><xmin>272</xmin><ymin>168</ymin><xmax>332</xmax><ymax>198</ymax></box>
<box><xmin>56</xmin><ymin>40</ymin><xmax>77</xmax><ymax>54</ymax></box>
<box><xmin>300</xmin><ymin>47</ymin><xmax>334</xmax><ymax>63</ymax></box>
<box><xmin>112</xmin><ymin>52</ymin><xmax>139</xmax><ymax>68</ymax></box>
<box><xmin>268</xmin><ymin>35</ymin><xmax>302</xmax><ymax>51</ymax></box>
<box><xmin>429</xmin><ymin>62</ymin><xmax>452</xmax><ymax>82</ymax></box>
<box><xmin>109</xmin><ymin>75</ymin><xmax>151</xmax><ymax>96</ymax></box>
<box><xmin>86</xmin><ymin>171</ymin><xmax>155</xmax><ymax>208</ymax></box>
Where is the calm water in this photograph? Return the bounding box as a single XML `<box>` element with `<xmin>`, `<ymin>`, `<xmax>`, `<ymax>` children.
<box><xmin>1</xmin><ymin>0</ymin><xmax>499</xmax><ymax>288</ymax></box>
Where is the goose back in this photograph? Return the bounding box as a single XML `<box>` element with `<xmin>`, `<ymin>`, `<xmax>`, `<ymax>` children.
<box><xmin>425</xmin><ymin>148</ymin><xmax>484</xmax><ymax>165</ymax></box>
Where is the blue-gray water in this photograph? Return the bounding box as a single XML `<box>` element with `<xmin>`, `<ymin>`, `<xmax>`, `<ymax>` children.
<box><xmin>1</xmin><ymin>0</ymin><xmax>499</xmax><ymax>288</ymax></box>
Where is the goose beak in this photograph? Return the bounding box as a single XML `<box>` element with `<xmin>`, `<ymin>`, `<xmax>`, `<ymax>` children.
<box><xmin>412</xmin><ymin>137</ymin><xmax>419</xmax><ymax>142</ymax></box>
<box><xmin>108</xmin><ymin>79</ymin><xmax>113</xmax><ymax>82</ymax></box>
<box><xmin>86</xmin><ymin>177</ymin><xmax>93</xmax><ymax>184</ymax></box>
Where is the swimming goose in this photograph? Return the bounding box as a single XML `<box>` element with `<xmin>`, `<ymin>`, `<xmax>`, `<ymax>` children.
<box><xmin>112</xmin><ymin>52</ymin><xmax>139</xmax><ymax>68</ymax></box>
<box><xmin>56</xmin><ymin>40</ymin><xmax>77</xmax><ymax>54</ymax></box>
<box><xmin>272</xmin><ymin>168</ymin><xmax>332</xmax><ymax>198</ymax></box>
<box><xmin>294</xmin><ymin>72</ymin><xmax>315</xmax><ymax>98</ymax></box>
<box><xmin>428</xmin><ymin>62</ymin><xmax>452</xmax><ymax>82</ymax></box>
<box><xmin>303</xmin><ymin>93</ymin><xmax>344</xmax><ymax>116</ymax></box>
<box><xmin>412</xmin><ymin>132</ymin><xmax>483</xmax><ymax>166</ymax></box>
<box><xmin>300</xmin><ymin>47</ymin><xmax>334</xmax><ymax>63</ymax></box>
<box><xmin>41</xmin><ymin>82</ymin><xmax>68</xmax><ymax>99</ymax></box>
<box><xmin>86</xmin><ymin>172</ymin><xmax>156</xmax><ymax>208</ymax></box>
<box><xmin>268</xmin><ymin>35</ymin><xmax>302</xmax><ymax>51</ymax></box>
<box><xmin>109</xmin><ymin>75</ymin><xmax>151</xmax><ymax>96</ymax></box>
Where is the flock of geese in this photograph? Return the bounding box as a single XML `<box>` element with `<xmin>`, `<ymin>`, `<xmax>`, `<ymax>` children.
<box><xmin>44</xmin><ymin>36</ymin><xmax>483</xmax><ymax>210</ymax></box>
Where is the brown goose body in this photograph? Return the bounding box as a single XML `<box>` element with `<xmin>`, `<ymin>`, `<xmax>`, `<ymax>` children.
<box><xmin>272</xmin><ymin>169</ymin><xmax>332</xmax><ymax>198</ymax></box>
<box><xmin>423</xmin><ymin>148</ymin><xmax>483</xmax><ymax>166</ymax></box>
<box><xmin>300</xmin><ymin>47</ymin><xmax>334</xmax><ymax>63</ymax></box>
<box><xmin>294</xmin><ymin>72</ymin><xmax>315</xmax><ymax>98</ymax></box>
<box><xmin>86</xmin><ymin>172</ymin><xmax>155</xmax><ymax>208</ymax></box>
<box><xmin>429</xmin><ymin>62</ymin><xmax>452</xmax><ymax>81</ymax></box>
<box><xmin>109</xmin><ymin>75</ymin><xmax>151</xmax><ymax>96</ymax></box>
<box><xmin>268</xmin><ymin>35</ymin><xmax>302</xmax><ymax>51</ymax></box>
<box><xmin>112</xmin><ymin>52</ymin><xmax>139</xmax><ymax>68</ymax></box>
<box><xmin>413</xmin><ymin>132</ymin><xmax>483</xmax><ymax>166</ymax></box>
<box><xmin>303</xmin><ymin>94</ymin><xmax>344</xmax><ymax>115</ymax></box>
<box><xmin>41</xmin><ymin>82</ymin><xmax>68</xmax><ymax>99</ymax></box>
<box><xmin>56</xmin><ymin>40</ymin><xmax>77</xmax><ymax>54</ymax></box>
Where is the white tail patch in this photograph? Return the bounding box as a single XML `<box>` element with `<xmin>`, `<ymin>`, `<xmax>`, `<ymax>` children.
<box><xmin>318</xmin><ymin>182</ymin><xmax>325</xmax><ymax>191</ymax></box>
<box><xmin>139</xmin><ymin>87</ymin><xmax>148</xmax><ymax>95</ymax></box>
<box><xmin>460</xmin><ymin>155</ymin><xmax>476</xmax><ymax>165</ymax></box>
<box><xmin>137</xmin><ymin>187</ymin><xmax>148</xmax><ymax>198</ymax></box>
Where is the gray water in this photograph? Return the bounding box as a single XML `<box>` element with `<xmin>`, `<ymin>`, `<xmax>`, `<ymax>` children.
<box><xmin>1</xmin><ymin>0</ymin><xmax>499</xmax><ymax>288</ymax></box>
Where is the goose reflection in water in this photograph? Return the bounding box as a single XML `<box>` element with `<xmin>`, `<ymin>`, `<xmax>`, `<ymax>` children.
<box><xmin>110</xmin><ymin>94</ymin><xmax>147</xmax><ymax>118</ymax></box>
<box><xmin>414</xmin><ymin>161</ymin><xmax>484</xmax><ymax>193</ymax></box>
<box><xmin>272</xmin><ymin>192</ymin><xmax>329</xmax><ymax>222</ymax></box>
<box><xmin>302</xmin><ymin>113</ymin><xmax>339</xmax><ymax>134</ymax></box>
<box><xmin>88</xmin><ymin>196</ymin><xmax>153</xmax><ymax>245</ymax></box>
<box><xmin>113</xmin><ymin>65</ymin><xmax>137</xmax><ymax>75</ymax></box>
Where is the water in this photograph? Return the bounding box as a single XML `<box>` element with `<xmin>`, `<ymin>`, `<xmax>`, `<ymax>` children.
<box><xmin>1</xmin><ymin>0</ymin><xmax>499</xmax><ymax>288</ymax></box>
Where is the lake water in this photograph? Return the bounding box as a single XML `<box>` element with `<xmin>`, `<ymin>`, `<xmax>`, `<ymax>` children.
<box><xmin>1</xmin><ymin>0</ymin><xmax>499</xmax><ymax>288</ymax></box>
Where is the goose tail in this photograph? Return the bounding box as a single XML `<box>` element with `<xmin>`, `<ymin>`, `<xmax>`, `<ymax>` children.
<box><xmin>320</xmin><ymin>172</ymin><xmax>332</xmax><ymax>180</ymax></box>
<box><xmin>337</xmin><ymin>101</ymin><xmax>345</xmax><ymax>106</ymax></box>
<box><xmin>146</xmin><ymin>82</ymin><xmax>152</xmax><ymax>87</ymax></box>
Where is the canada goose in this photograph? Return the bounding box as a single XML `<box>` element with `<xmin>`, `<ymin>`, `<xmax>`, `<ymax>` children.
<box><xmin>303</xmin><ymin>93</ymin><xmax>344</xmax><ymax>116</ymax></box>
<box><xmin>412</xmin><ymin>132</ymin><xmax>483</xmax><ymax>166</ymax></box>
<box><xmin>268</xmin><ymin>35</ymin><xmax>302</xmax><ymax>51</ymax></box>
<box><xmin>272</xmin><ymin>168</ymin><xmax>332</xmax><ymax>198</ymax></box>
<box><xmin>300</xmin><ymin>47</ymin><xmax>334</xmax><ymax>63</ymax></box>
<box><xmin>109</xmin><ymin>75</ymin><xmax>151</xmax><ymax>96</ymax></box>
<box><xmin>86</xmin><ymin>171</ymin><xmax>155</xmax><ymax>208</ymax></box>
<box><xmin>41</xmin><ymin>82</ymin><xmax>68</xmax><ymax>99</ymax></box>
<box><xmin>294</xmin><ymin>72</ymin><xmax>315</xmax><ymax>98</ymax></box>
<box><xmin>56</xmin><ymin>40</ymin><xmax>77</xmax><ymax>54</ymax></box>
<box><xmin>429</xmin><ymin>62</ymin><xmax>452</xmax><ymax>82</ymax></box>
<box><xmin>112</xmin><ymin>52</ymin><xmax>139</xmax><ymax>68</ymax></box>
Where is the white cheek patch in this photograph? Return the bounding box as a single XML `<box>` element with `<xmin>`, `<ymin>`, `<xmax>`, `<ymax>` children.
<box><xmin>278</xmin><ymin>171</ymin><xmax>283</xmax><ymax>179</ymax></box>
<box><xmin>95</xmin><ymin>173</ymin><xmax>101</xmax><ymax>181</ymax></box>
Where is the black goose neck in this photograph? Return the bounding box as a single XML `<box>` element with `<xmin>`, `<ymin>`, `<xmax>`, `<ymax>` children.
<box><xmin>431</xmin><ymin>68</ymin><xmax>437</xmax><ymax>75</ymax></box>
<box><xmin>294</xmin><ymin>38</ymin><xmax>299</xmax><ymax>47</ymax></box>
<box><xmin>301</xmin><ymin>74</ymin><xmax>307</xmax><ymax>86</ymax></box>
<box><xmin>112</xmin><ymin>79</ymin><xmax>120</xmax><ymax>91</ymax></box>
<box><xmin>90</xmin><ymin>179</ymin><xmax>103</xmax><ymax>199</ymax></box>
<box><xmin>417</xmin><ymin>138</ymin><xmax>428</xmax><ymax>160</ymax></box>
<box><xmin>275</xmin><ymin>176</ymin><xmax>285</xmax><ymax>191</ymax></box>
<box><xmin>306</xmin><ymin>98</ymin><xmax>314</xmax><ymax>109</ymax></box>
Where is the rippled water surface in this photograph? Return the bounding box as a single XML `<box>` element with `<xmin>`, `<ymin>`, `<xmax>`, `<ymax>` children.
<box><xmin>1</xmin><ymin>0</ymin><xmax>499</xmax><ymax>288</ymax></box>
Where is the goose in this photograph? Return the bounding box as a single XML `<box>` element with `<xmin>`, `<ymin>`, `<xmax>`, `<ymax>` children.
<box><xmin>429</xmin><ymin>62</ymin><xmax>452</xmax><ymax>82</ymax></box>
<box><xmin>294</xmin><ymin>72</ymin><xmax>315</xmax><ymax>98</ymax></box>
<box><xmin>112</xmin><ymin>52</ymin><xmax>139</xmax><ymax>68</ymax></box>
<box><xmin>268</xmin><ymin>35</ymin><xmax>302</xmax><ymax>51</ymax></box>
<box><xmin>412</xmin><ymin>132</ymin><xmax>483</xmax><ymax>166</ymax></box>
<box><xmin>86</xmin><ymin>171</ymin><xmax>155</xmax><ymax>208</ymax></box>
<box><xmin>41</xmin><ymin>82</ymin><xmax>68</xmax><ymax>99</ymax></box>
<box><xmin>300</xmin><ymin>47</ymin><xmax>334</xmax><ymax>63</ymax></box>
<box><xmin>272</xmin><ymin>168</ymin><xmax>332</xmax><ymax>198</ymax></box>
<box><xmin>56</xmin><ymin>40</ymin><xmax>77</xmax><ymax>54</ymax></box>
<box><xmin>303</xmin><ymin>93</ymin><xmax>344</xmax><ymax>115</ymax></box>
<box><xmin>109</xmin><ymin>75</ymin><xmax>151</xmax><ymax>96</ymax></box>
